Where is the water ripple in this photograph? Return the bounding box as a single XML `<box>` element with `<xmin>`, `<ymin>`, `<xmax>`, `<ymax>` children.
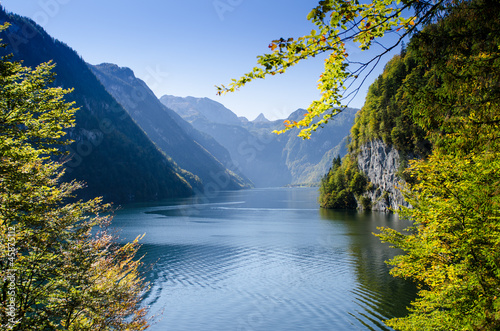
<box><xmin>114</xmin><ymin>188</ymin><xmax>416</xmax><ymax>331</ymax></box>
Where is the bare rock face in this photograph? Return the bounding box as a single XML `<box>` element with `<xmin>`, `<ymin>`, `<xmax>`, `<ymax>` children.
<box><xmin>357</xmin><ymin>139</ymin><xmax>414</xmax><ymax>211</ymax></box>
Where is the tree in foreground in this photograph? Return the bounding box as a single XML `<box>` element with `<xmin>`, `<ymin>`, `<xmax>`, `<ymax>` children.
<box><xmin>379</xmin><ymin>151</ymin><xmax>500</xmax><ymax>330</ymax></box>
<box><xmin>377</xmin><ymin>0</ymin><xmax>500</xmax><ymax>329</ymax></box>
<box><xmin>0</xmin><ymin>23</ymin><xmax>149</xmax><ymax>330</ymax></box>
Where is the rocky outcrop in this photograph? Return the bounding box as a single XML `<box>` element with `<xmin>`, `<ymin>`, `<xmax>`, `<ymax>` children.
<box><xmin>357</xmin><ymin>139</ymin><xmax>415</xmax><ymax>211</ymax></box>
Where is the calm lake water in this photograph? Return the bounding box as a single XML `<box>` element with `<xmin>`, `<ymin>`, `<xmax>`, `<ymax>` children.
<box><xmin>112</xmin><ymin>187</ymin><xmax>416</xmax><ymax>331</ymax></box>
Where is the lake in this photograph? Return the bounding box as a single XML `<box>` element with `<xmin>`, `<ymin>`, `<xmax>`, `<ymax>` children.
<box><xmin>112</xmin><ymin>187</ymin><xmax>416</xmax><ymax>331</ymax></box>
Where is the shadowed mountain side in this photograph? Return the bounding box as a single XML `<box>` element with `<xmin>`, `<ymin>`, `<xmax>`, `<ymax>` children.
<box><xmin>176</xmin><ymin>119</ymin><xmax>291</xmax><ymax>187</ymax></box>
<box><xmin>0</xmin><ymin>9</ymin><xmax>196</xmax><ymax>203</ymax></box>
<box><xmin>161</xmin><ymin>95</ymin><xmax>357</xmax><ymax>187</ymax></box>
<box><xmin>90</xmin><ymin>63</ymin><xmax>252</xmax><ymax>191</ymax></box>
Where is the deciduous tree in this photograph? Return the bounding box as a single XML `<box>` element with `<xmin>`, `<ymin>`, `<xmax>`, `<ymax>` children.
<box><xmin>0</xmin><ymin>23</ymin><xmax>149</xmax><ymax>330</ymax></box>
<box><xmin>377</xmin><ymin>0</ymin><xmax>500</xmax><ymax>329</ymax></box>
<box><xmin>220</xmin><ymin>0</ymin><xmax>500</xmax><ymax>329</ymax></box>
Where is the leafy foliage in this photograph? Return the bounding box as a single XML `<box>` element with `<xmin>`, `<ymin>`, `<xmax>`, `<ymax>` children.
<box><xmin>218</xmin><ymin>0</ymin><xmax>456</xmax><ymax>139</ymax></box>
<box><xmin>379</xmin><ymin>151</ymin><xmax>500</xmax><ymax>330</ymax></box>
<box><xmin>0</xmin><ymin>24</ymin><xmax>149</xmax><ymax>330</ymax></box>
<box><xmin>319</xmin><ymin>155</ymin><xmax>369</xmax><ymax>209</ymax></box>
<box><xmin>320</xmin><ymin>45</ymin><xmax>430</xmax><ymax>211</ymax></box>
<box><xmin>403</xmin><ymin>0</ymin><xmax>500</xmax><ymax>156</ymax></box>
<box><xmin>376</xmin><ymin>0</ymin><xmax>500</xmax><ymax>329</ymax></box>
<box><xmin>349</xmin><ymin>52</ymin><xmax>431</xmax><ymax>156</ymax></box>
<box><xmin>287</xmin><ymin>0</ymin><xmax>500</xmax><ymax>328</ymax></box>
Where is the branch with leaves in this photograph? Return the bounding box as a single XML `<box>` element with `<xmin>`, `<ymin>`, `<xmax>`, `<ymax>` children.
<box><xmin>217</xmin><ymin>0</ymin><xmax>451</xmax><ymax>139</ymax></box>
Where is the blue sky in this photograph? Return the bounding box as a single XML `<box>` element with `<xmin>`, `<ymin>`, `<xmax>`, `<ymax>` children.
<box><xmin>0</xmin><ymin>0</ymin><xmax>402</xmax><ymax>120</ymax></box>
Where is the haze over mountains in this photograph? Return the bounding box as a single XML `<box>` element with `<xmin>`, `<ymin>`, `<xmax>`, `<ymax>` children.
<box><xmin>89</xmin><ymin>63</ymin><xmax>252</xmax><ymax>191</ymax></box>
<box><xmin>161</xmin><ymin>95</ymin><xmax>357</xmax><ymax>187</ymax></box>
<box><xmin>0</xmin><ymin>6</ymin><xmax>357</xmax><ymax>203</ymax></box>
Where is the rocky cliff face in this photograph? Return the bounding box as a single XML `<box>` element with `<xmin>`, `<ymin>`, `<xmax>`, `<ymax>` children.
<box><xmin>357</xmin><ymin>139</ymin><xmax>414</xmax><ymax>211</ymax></box>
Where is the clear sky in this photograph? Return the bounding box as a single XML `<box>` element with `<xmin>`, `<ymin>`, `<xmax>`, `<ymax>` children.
<box><xmin>0</xmin><ymin>0</ymin><xmax>402</xmax><ymax>120</ymax></box>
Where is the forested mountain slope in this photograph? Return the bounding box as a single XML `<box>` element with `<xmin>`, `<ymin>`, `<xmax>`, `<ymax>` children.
<box><xmin>320</xmin><ymin>51</ymin><xmax>431</xmax><ymax>211</ymax></box>
<box><xmin>0</xmin><ymin>8</ymin><xmax>196</xmax><ymax>203</ymax></box>
<box><xmin>90</xmin><ymin>63</ymin><xmax>252</xmax><ymax>191</ymax></box>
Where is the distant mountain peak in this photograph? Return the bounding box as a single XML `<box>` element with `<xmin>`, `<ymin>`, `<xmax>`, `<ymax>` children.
<box><xmin>253</xmin><ymin>113</ymin><xmax>269</xmax><ymax>122</ymax></box>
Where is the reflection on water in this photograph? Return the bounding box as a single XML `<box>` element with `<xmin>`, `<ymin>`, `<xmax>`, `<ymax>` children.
<box><xmin>319</xmin><ymin>210</ymin><xmax>417</xmax><ymax>329</ymax></box>
<box><xmin>112</xmin><ymin>188</ymin><xmax>416</xmax><ymax>331</ymax></box>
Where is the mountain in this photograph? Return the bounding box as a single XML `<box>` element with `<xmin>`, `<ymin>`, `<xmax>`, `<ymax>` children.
<box><xmin>280</xmin><ymin>108</ymin><xmax>355</xmax><ymax>184</ymax></box>
<box><xmin>161</xmin><ymin>95</ymin><xmax>358</xmax><ymax>187</ymax></box>
<box><xmin>90</xmin><ymin>63</ymin><xmax>252</xmax><ymax>191</ymax></box>
<box><xmin>253</xmin><ymin>113</ymin><xmax>270</xmax><ymax>123</ymax></box>
<box><xmin>319</xmin><ymin>54</ymin><xmax>431</xmax><ymax>211</ymax></box>
<box><xmin>0</xmin><ymin>9</ymin><xmax>197</xmax><ymax>203</ymax></box>
<box><xmin>161</xmin><ymin>95</ymin><xmax>290</xmax><ymax>186</ymax></box>
<box><xmin>161</xmin><ymin>95</ymin><xmax>241</xmax><ymax>125</ymax></box>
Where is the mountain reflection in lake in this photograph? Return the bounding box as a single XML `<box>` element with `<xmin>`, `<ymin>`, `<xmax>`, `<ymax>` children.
<box><xmin>111</xmin><ymin>188</ymin><xmax>416</xmax><ymax>331</ymax></box>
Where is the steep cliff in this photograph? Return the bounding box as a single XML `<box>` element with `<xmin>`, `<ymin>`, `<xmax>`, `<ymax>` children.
<box><xmin>319</xmin><ymin>53</ymin><xmax>430</xmax><ymax>212</ymax></box>
<box><xmin>357</xmin><ymin>140</ymin><xmax>413</xmax><ymax>211</ymax></box>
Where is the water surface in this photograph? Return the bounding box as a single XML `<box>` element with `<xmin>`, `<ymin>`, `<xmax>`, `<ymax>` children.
<box><xmin>112</xmin><ymin>188</ymin><xmax>415</xmax><ymax>331</ymax></box>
